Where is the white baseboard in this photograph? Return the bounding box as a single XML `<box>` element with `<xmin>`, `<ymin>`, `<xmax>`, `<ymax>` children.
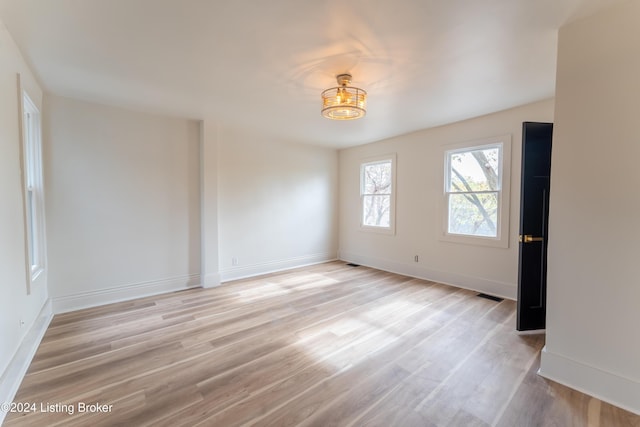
<box><xmin>201</xmin><ymin>272</ymin><xmax>221</xmax><ymax>288</ymax></box>
<box><xmin>0</xmin><ymin>299</ymin><xmax>53</xmax><ymax>425</ymax></box>
<box><xmin>539</xmin><ymin>346</ymin><xmax>640</xmax><ymax>415</ymax></box>
<box><xmin>337</xmin><ymin>251</ymin><xmax>517</xmax><ymax>300</ymax></box>
<box><xmin>220</xmin><ymin>253</ymin><xmax>337</xmax><ymax>283</ymax></box>
<box><xmin>52</xmin><ymin>274</ymin><xmax>201</xmax><ymax>314</ymax></box>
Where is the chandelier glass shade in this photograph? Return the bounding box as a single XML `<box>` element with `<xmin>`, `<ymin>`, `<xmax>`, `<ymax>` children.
<box><xmin>321</xmin><ymin>74</ymin><xmax>367</xmax><ymax>120</ymax></box>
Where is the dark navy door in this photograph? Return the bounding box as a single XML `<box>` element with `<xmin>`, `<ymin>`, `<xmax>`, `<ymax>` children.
<box><xmin>517</xmin><ymin>122</ymin><xmax>553</xmax><ymax>331</ymax></box>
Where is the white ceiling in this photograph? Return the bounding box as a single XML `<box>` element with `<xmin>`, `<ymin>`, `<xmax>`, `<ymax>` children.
<box><xmin>0</xmin><ymin>0</ymin><xmax>623</xmax><ymax>148</ymax></box>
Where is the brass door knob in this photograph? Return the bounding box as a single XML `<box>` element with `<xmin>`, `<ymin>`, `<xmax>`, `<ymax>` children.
<box><xmin>519</xmin><ymin>234</ymin><xmax>544</xmax><ymax>243</ymax></box>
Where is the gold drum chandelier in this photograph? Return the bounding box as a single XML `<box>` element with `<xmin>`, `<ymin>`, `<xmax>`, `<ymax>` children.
<box><xmin>321</xmin><ymin>74</ymin><xmax>367</xmax><ymax>120</ymax></box>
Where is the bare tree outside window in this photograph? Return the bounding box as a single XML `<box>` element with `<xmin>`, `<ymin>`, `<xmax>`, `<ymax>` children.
<box><xmin>361</xmin><ymin>160</ymin><xmax>392</xmax><ymax>228</ymax></box>
<box><xmin>446</xmin><ymin>145</ymin><xmax>501</xmax><ymax>237</ymax></box>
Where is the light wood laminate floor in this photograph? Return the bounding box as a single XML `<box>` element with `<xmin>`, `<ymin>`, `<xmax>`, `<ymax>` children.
<box><xmin>5</xmin><ymin>262</ymin><xmax>640</xmax><ymax>426</ymax></box>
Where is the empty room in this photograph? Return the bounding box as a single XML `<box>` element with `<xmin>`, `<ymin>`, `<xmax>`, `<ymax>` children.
<box><xmin>1</xmin><ymin>0</ymin><xmax>639</xmax><ymax>425</ymax></box>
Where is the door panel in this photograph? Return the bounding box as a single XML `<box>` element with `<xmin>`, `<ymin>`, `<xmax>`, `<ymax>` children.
<box><xmin>517</xmin><ymin>122</ymin><xmax>553</xmax><ymax>331</ymax></box>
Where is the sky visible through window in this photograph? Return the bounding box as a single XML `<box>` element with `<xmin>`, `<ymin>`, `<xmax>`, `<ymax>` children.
<box><xmin>447</xmin><ymin>145</ymin><xmax>500</xmax><ymax>237</ymax></box>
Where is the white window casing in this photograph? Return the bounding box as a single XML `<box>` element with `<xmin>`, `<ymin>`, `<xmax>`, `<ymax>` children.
<box><xmin>440</xmin><ymin>135</ymin><xmax>511</xmax><ymax>248</ymax></box>
<box><xmin>360</xmin><ymin>154</ymin><xmax>396</xmax><ymax>235</ymax></box>
<box><xmin>22</xmin><ymin>90</ymin><xmax>46</xmax><ymax>283</ymax></box>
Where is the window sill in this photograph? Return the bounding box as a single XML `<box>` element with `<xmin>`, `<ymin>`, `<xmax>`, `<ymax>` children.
<box><xmin>359</xmin><ymin>225</ymin><xmax>396</xmax><ymax>235</ymax></box>
<box><xmin>439</xmin><ymin>232</ymin><xmax>509</xmax><ymax>248</ymax></box>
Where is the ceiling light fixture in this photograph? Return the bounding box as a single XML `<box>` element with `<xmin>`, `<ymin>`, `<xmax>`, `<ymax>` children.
<box><xmin>321</xmin><ymin>74</ymin><xmax>366</xmax><ymax>120</ymax></box>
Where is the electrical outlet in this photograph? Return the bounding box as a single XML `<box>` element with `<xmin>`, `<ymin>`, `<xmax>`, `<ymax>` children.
<box><xmin>231</xmin><ymin>257</ymin><xmax>238</xmax><ymax>266</ymax></box>
<box><xmin>19</xmin><ymin>319</ymin><xmax>25</xmax><ymax>328</ymax></box>
<box><xmin>414</xmin><ymin>255</ymin><xmax>419</xmax><ymax>262</ymax></box>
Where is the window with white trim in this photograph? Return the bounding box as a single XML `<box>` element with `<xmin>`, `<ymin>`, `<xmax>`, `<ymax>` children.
<box><xmin>360</xmin><ymin>155</ymin><xmax>395</xmax><ymax>233</ymax></box>
<box><xmin>22</xmin><ymin>91</ymin><xmax>46</xmax><ymax>280</ymax></box>
<box><xmin>441</xmin><ymin>136</ymin><xmax>511</xmax><ymax>247</ymax></box>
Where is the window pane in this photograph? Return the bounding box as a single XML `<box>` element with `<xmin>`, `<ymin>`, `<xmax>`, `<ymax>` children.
<box><xmin>27</xmin><ymin>190</ymin><xmax>36</xmax><ymax>266</ymax></box>
<box><xmin>362</xmin><ymin>195</ymin><xmax>390</xmax><ymax>227</ymax></box>
<box><xmin>448</xmin><ymin>147</ymin><xmax>500</xmax><ymax>192</ymax></box>
<box><xmin>448</xmin><ymin>192</ymin><xmax>498</xmax><ymax>237</ymax></box>
<box><xmin>23</xmin><ymin>92</ymin><xmax>44</xmax><ymax>275</ymax></box>
<box><xmin>363</xmin><ymin>161</ymin><xmax>392</xmax><ymax>195</ymax></box>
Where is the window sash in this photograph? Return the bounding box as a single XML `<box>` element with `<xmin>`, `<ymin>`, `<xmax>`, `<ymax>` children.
<box><xmin>446</xmin><ymin>191</ymin><xmax>500</xmax><ymax>237</ymax></box>
<box><xmin>360</xmin><ymin>156</ymin><xmax>395</xmax><ymax>232</ymax></box>
<box><xmin>442</xmin><ymin>141</ymin><xmax>510</xmax><ymax>247</ymax></box>
<box><xmin>361</xmin><ymin>161</ymin><xmax>392</xmax><ymax>196</ymax></box>
<box><xmin>445</xmin><ymin>143</ymin><xmax>503</xmax><ymax>193</ymax></box>
<box><xmin>362</xmin><ymin>194</ymin><xmax>391</xmax><ymax>228</ymax></box>
<box><xmin>22</xmin><ymin>91</ymin><xmax>45</xmax><ymax>279</ymax></box>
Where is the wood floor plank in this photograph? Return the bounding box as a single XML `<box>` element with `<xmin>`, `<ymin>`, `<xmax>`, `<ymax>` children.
<box><xmin>245</xmin><ymin>295</ymin><xmax>506</xmax><ymax>426</ymax></box>
<box><xmin>172</xmin><ymin>284</ymin><xmax>469</xmax><ymax>427</ymax></box>
<box><xmin>4</xmin><ymin>262</ymin><xmax>639</xmax><ymax>427</ymax></box>
<box><xmin>330</xmin><ymin>298</ymin><xmax>513</xmax><ymax>427</ymax></box>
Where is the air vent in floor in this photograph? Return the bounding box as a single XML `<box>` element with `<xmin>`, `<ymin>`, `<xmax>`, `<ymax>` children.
<box><xmin>477</xmin><ymin>293</ymin><xmax>504</xmax><ymax>302</ymax></box>
<box><xmin>346</xmin><ymin>263</ymin><xmax>360</xmax><ymax>267</ymax></box>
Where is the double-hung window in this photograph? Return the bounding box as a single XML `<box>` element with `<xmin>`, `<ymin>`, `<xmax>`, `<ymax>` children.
<box><xmin>22</xmin><ymin>91</ymin><xmax>46</xmax><ymax>281</ymax></box>
<box><xmin>360</xmin><ymin>155</ymin><xmax>396</xmax><ymax>233</ymax></box>
<box><xmin>442</xmin><ymin>136</ymin><xmax>511</xmax><ymax>247</ymax></box>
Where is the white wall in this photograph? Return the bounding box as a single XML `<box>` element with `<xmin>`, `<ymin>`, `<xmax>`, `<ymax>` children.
<box><xmin>0</xmin><ymin>18</ymin><xmax>50</xmax><ymax>419</ymax></box>
<box><xmin>339</xmin><ymin>99</ymin><xmax>554</xmax><ymax>299</ymax></box>
<box><xmin>218</xmin><ymin>126</ymin><xmax>338</xmax><ymax>280</ymax></box>
<box><xmin>44</xmin><ymin>95</ymin><xmax>201</xmax><ymax>312</ymax></box>
<box><xmin>540</xmin><ymin>0</ymin><xmax>640</xmax><ymax>414</ymax></box>
<box><xmin>200</xmin><ymin>119</ymin><xmax>221</xmax><ymax>288</ymax></box>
